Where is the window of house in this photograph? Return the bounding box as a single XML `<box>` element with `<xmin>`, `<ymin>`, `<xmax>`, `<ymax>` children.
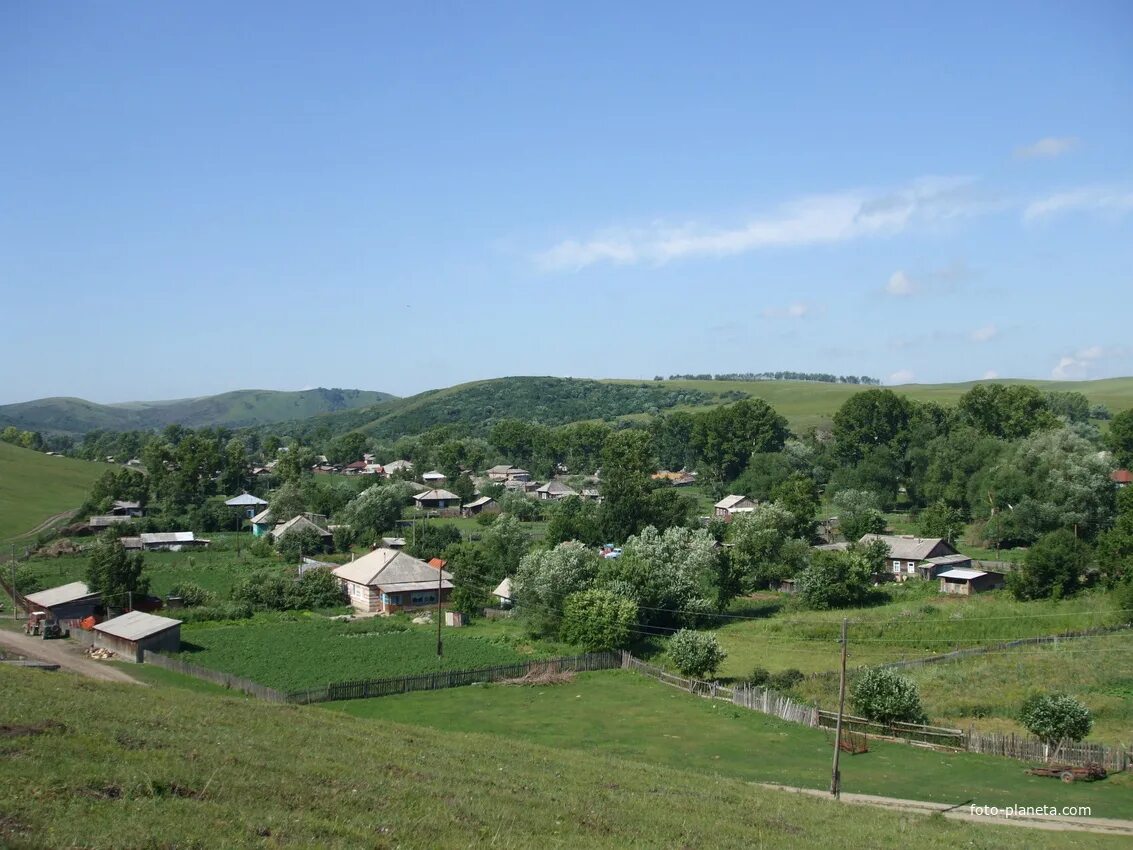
<box><xmin>410</xmin><ymin>592</ymin><xmax>437</xmax><ymax>605</ymax></box>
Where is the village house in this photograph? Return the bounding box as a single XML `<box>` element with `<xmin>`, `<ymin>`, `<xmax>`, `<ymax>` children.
<box><xmin>250</xmin><ymin>509</ymin><xmax>274</xmax><ymax>537</ymax></box>
<box><xmin>413</xmin><ymin>488</ymin><xmax>462</xmax><ymax>510</ymax></box>
<box><xmin>109</xmin><ymin>500</ymin><xmax>144</xmax><ymax>517</ymax></box>
<box><xmin>492</xmin><ymin>577</ymin><xmax>513</xmax><ymax>608</ymax></box>
<box><xmin>381</xmin><ymin>537</ymin><xmax>407</xmax><ymax>549</ymax></box>
<box><xmin>333</xmin><ymin>549</ymin><xmax>453</xmax><ymax>615</ymax></box>
<box><xmin>270</xmin><ymin>514</ymin><xmax>332</xmax><ymax>547</ymax></box>
<box><xmin>1112</xmin><ymin>469</ymin><xmax>1132</xmax><ymax>488</ymax></box>
<box><xmin>536</xmin><ymin>480</ymin><xmax>578</xmax><ymax>501</ymax></box>
<box><xmin>859</xmin><ymin>534</ymin><xmax>958</xmax><ymax>580</ymax></box>
<box><xmin>422</xmin><ymin>470</ymin><xmax>448</xmax><ymax>485</ymax></box>
<box><xmin>714</xmin><ymin>495</ymin><xmax>757</xmax><ymax>521</ymax></box>
<box><xmin>503</xmin><ymin>478</ymin><xmax>540</xmax><ymax>493</ymax></box>
<box><xmin>88</xmin><ymin>515</ymin><xmax>135</xmax><ymax>530</ymax></box>
<box><xmin>938</xmin><ymin>568</ymin><xmax>1005</xmax><ymax>596</ymax></box>
<box><xmin>382</xmin><ymin>460</ymin><xmax>414</xmax><ymax>477</ymax></box>
<box><xmin>93</xmin><ymin>610</ymin><xmax>182</xmax><ymax>662</ymax></box>
<box><xmin>580</xmin><ymin>488</ymin><xmax>601</xmax><ymax>502</ymax></box>
<box><xmin>341</xmin><ymin>460</ymin><xmax>369</xmax><ymax>475</ymax></box>
<box><xmin>916</xmin><ymin>552</ymin><xmax>973</xmax><ymax>580</ymax></box>
<box><xmin>224</xmin><ymin>492</ymin><xmax>269</xmax><ymax>518</ymax></box>
<box><xmin>461</xmin><ymin>496</ymin><xmax>499</xmax><ymax>517</ymax></box>
<box><xmin>486</xmin><ymin>465</ymin><xmax>533</xmax><ymax>483</ymax></box>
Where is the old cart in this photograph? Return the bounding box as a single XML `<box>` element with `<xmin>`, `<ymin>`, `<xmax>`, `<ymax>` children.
<box><xmin>1026</xmin><ymin>763</ymin><xmax>1108</xmax><ymax>783</ymax></box>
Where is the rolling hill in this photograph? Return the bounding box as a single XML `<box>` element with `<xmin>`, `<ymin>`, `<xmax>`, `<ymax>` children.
<box><xmin>260</xmin><ymin>374</ymin><xmax>1133</xmax><ymax>442</ymax></box>
<box><xmin>0</xmin><ymin>388</ymin><xmax>396</xmax><ymax>436</ymax></box>
<box><xmin>0</xmin><ymin>442</ymin><xmax>114</xmax><ymax>541</ymax></box>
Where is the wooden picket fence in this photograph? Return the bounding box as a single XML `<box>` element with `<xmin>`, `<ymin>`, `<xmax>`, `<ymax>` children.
<box><xmin>966</xmin><ymin>730</ymin><xmax>1130</xmax><ymax>773</ymax></box>
<box><xmin>142</xmin><ymin>651</ymin><xmax>290</xmax><ymax>703</ymax></box>
<box><xmin>816</xmin><ymin>710</ymin><xmax>965</xmax><ymax>748</ymax></box>
<box><xmin>287</xmin><ymin>651</ymin><xmax>622</xmax><ymax>705</ymax></box>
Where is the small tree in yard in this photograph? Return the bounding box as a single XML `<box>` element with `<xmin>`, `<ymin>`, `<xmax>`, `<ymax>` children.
<box><xmin>274</xmin><ymin>525</ymin><xmax>329</xmax><ymax>562</ymax></box>
<box><xmin>87</xmin><ymin>536</ymin><xmax>149</xmax><ymax>608</ymax></box>
<box><xmin>667</xmin><ymin>629</ymin><xmax>726</xmax><ymax>680</ymax></box>
<box><xmin>851</xmin><ymin>668</ymin><xmax>927</xmax><ymax>725</ymax></box>
<box><xmin>1019</xmin><ymin>693</ymin><xmax>1093</xmax><ymax>761</ymax></box>
<box><xmin>560</xmin><ymin>589</ymin><xmax>637</xmax><ymax>652</ymax></box>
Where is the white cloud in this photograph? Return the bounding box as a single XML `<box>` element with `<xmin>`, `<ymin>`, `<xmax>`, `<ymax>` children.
<box><xmin>982</xmin><ymin>370</ymin><xmax>1000</xmax><ymax>380</ymax></box>
<box><xmin>1024</xmin><ymin>186</ymin><xmax>1133</xmax><ymax>222</ymax></box>
<box><xmin>885</xmin><ymin>271</ymin><xmax>917</xmax><ymax>297</ymax></box>
<box><xmin>535</xmin><ymin>176</ymin><xmax>986</xmax><ymax>271</ymax></box>
<box><xmin>761</xmin><ymin>301</ymin><xmax>816</xmax><ymax>319</ymax></box>
<box><xmin>1014</xmin><ymin>137</ymin><xmax>1078</xmax><ymax>159</ymax></box>
<box><xmin>970</xmin><ymin>324</ymin><xmax>998</xmax><ymax>343</ymax></box>
<box><xmin>1050</xmin><ymin>345</ymin><xmax>1111</xmax><ymax>379</ymax></box>
<box><xmin>888</xmin><ymin>369</ymin><xmax>916</xmax><ymax>385</ymax></box>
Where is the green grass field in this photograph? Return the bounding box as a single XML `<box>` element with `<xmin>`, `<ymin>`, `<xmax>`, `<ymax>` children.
<box><xmin>328</xmin><ymin>669</ymin><xmax>1133</xmax><ymax>820</ymax></box>
<box><xmin>175</xmin><ymin>615</ymin><xmax>546</xmax><ymax>691</ymax></box>
<box><xmin>707</xmin><ymin>586</ymin><xmax>1125</xmax><ymax>679</ymax></box>
<box><xmin>3</xmin><ymin>666</ymin><xmax>1122</xmax><ymax>849</ymax></box>
<box><xmin>0</xmin><ymin>442</ymin><xmax>112</xmax><ymax>542</ymax></box>
<box><xmin>12</xmin><ymin>533</ymin><xmax>285</xmax><ymax>600</ymax></box>
<box><xmin>793</xmin><ymin>633</ymin><xmax>1133</xmax><ymax>743</ymax></box>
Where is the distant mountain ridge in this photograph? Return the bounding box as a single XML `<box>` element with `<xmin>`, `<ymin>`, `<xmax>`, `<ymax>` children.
<box><xmin>0</xmin><ymin>388</ymin><xmax>396</xmax><ymax>436</ymax></box>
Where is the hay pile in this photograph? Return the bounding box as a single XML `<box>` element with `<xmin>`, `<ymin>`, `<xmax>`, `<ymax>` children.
<box><xmin>500</xmin><ymin>664</ymin><xmax>576</xmax><ymax>686</ymax></box>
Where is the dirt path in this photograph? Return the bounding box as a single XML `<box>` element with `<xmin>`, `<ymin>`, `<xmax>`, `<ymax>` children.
<box><xmin>8</xmin><ymin>509</ymin><xmax>77</xmax><ymax>543</ymax></box>
<box><xmin>0</xmin><ymin>629</ymin><xmax>139</xmax><ymax>684</ymax></box>
<box><xmin>760</xmin><ymin>783</ymin><xmax>1133</xmax><ymax>836</ymax></box>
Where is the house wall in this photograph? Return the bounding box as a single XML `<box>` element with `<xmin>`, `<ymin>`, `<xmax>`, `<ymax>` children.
<box><xmin>382</xmin><ymin>586</ymin><xmax>452</xmax><ymax>615</ymax></box>
<box><xmin>342</xmin><ymin>580</ymin><xmax>382</xmax><ymax>614</ymax></box>
<box><xmin>94</xmin><ymin>626</ymin><xmax>181</xmax><ymax>663</ymax></box>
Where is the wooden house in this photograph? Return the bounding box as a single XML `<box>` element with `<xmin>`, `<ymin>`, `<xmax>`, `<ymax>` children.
<box><xmin>333</xmin><ymin>549</ymin><xmax>453</xmax><ymax>615</ymax></box>
<box><xmin>93</xmin><ymin>610</ymin><xmax>182</xmax><ymax>662</ymax></box>
<box><xmin>714</xmin><ymin>495</ymin><xmax>757</xmax><ymax>521</ymax></box>
<box><xmin>536</xmin><ymin>480</ymin><xmax>578</xmax><ymax>501</ymax></box>
<box><xmin>858</xmin><ymin>534</ymin><xmax>958</xmax><ymax>580</ymax></box>
<box><xmin>224</xmin><ymin>492</ymin><xmax>269</xmax><ymax>519</ymax></box>
<box><xmin>461</xmin><ymin>496</ymin><xmax>499</xmax><ymax>517</ymax></box>
<box><xmin>413</xmin><ymin>488</ymin><xmax>461</xmax><ymax>510</ymax></box>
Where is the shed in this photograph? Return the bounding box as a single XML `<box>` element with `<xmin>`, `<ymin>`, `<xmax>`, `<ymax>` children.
<box><xmin>461</xmin><ymin>496</ymin><xmax>498</xmax><ymax>517</ymax></box>
<box><xmin>917</xmin><ymin>553</ymin><xmax>973</xmax><ymax>580</ymax></box>
<box><xmin>938</xmin><ymin>568</ymin><xmax>1005</xmax><ymax>596</ymax></box>
<box><xmin>413</xmin><ymin>488</ymin><xmax>461</xmax><ymax>510</ymax></box>
<box><xmin>24</xmin><ymin>582</ymin><xmax>102</xmax><ymax>622</ymax></box>
<box><xmin>138</xmin><ymin>532</ymin><xmax>210</xmax><ymax>552</ymax></box>
<box><xmin>225</xmin><ymin>492</ymin><xmax>269</xmax><ymax>518</ymax></box>
<box><xmin>492</xmin><ymin>577</ymin><xmax>513</xmax><ymax>607</ymax></box>
<box><xmin>93</xmin><ymin>611</ymin><xmax>182</xmax><ymax>662</ymax></box>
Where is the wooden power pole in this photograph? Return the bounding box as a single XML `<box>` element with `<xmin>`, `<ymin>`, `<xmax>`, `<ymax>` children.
<box><xmin>830</xmin><ymin>617</ymin><xmax>848</xmax><ymax>798</ymax></box>
<box><xmin>435</xmin><ymin>557</ymin><xmax>444</xmax><ymax>657</ymax></box>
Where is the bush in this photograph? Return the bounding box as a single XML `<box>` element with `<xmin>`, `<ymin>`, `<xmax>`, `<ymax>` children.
<box><xmin>560</xmin><ymin>589</ymin><xmax>637</xmax><ymax>652</ymax></box>
<box><xmin>796</xmin><ymin>549</ymin><xmax>875</xmax><ymax>610</ymax></box>
<box><xmin>767</xmin><ymin>668</ymin><xmax>805</xmax><ymax>691</ymax></box>
<box><xmin>167</xmin><ymin>582</ymin><xmax>216</xmax><ymax>607</ymax></box>
<box><xmin>249</xmin><ymin>537</ymin><xmax>274</xmax><ymax>559</ymax></box>
<box><xmin>293</xmin><ymin>567</ymin><xmax>346</xmax><ymax>610</ymax></box>
<box><xmin>748</xmin><ymin>667</ymin><xmax>770</xmax><ymax>686</ymax></box>
<box><xmin>176</xmin><ymin>602</ymin><xmax>254</xmax><ymax>623</ymax></box>
<box><xmin>1018</xmin><ymin>693</ymin><xmax>1093</xmax><ymax>758</ymax></box>
<box><xmin>275</xmin><ymin>525</ymin><xmax>330</xmax><ymax>562</ymax></box>
<box><xmin>850</xmin><ymin>668</ymin><xmax>927</xmax><ymax>725</ymax></box>
<box><xmin>667</xmin><ymin>629</ymin><xmax>726</xmax><ymax>679</ymax></box>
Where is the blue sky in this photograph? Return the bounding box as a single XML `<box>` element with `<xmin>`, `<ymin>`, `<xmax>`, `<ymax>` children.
<box><xmin>2</xmin><ymin>1</ymin><xmax>1131</xmax><ymax>404</ymax></box>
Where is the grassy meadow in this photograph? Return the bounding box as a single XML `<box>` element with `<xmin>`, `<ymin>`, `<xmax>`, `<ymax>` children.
<box><xmin>0</xmin><ymin>442</ymin><xmax>113</xmax><ymax>542</ymax></box>
<box><xmin>4</xmin><ymin>666</ymin><xmax>1124</xmax><ymax>849</ymax></box>
<box><xmin>793</xmin><ymin>632</ymin><xmax>1133</xmax><ymax>744</ymax></box>
<box><xmin>328</xmin><ymin>669</ymin><xmax>1133</xmax><ymax>820</ymax></box>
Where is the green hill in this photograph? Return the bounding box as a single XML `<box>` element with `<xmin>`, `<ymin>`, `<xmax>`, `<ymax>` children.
<box><xmin>0</xmin><ymin>388</ymin><xmax>395</xmax><ymax>436</ymax></box>
<box><xmin>0</xmin><ymin>664</ymin><xmax>1124</xmax><ymax>849</ymax></box>
<box><xmin>264</xmin><ymin>374</ymin><xmax>1133</xmax><ymax>441</ymax></box>
<box><xmin>0</xmin><ymin>442</ymin><xmax>113</xmax><ymax>541</ymax></box>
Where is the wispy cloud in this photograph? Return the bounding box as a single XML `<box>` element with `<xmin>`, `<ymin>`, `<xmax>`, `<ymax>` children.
<box><xmin>982</xmin><ymin>370</ymin><xmax>1000</xmax><ymax>380</ymax></box>
<box><xmin>1024</xmin><ymin>186</ymin><xmax>1133</xmax><ymax>222</ymax></box>
<box><xmin>885</xmin><ymin>271</ymin><xmax>917</xmax><ymax>297</ymax></box>
<box><xmin>1050</xmin><ymin>345</ymin><xmax>1130</xmax><ymax>380</ymax></box>
<box><xmin>1014</xmin><ymin>136</ymin><xmax>1078</xmax><ymax>159</ymax></box>
<box><xmin>888</xmin><ymin>369</ymin><xmax>916</xmax><ymax>385</ymax></box>
<box><xmin>882</xmin><ymin>260</ymin><xmax>972</xmax><ymax>299</ymax></box>
<box><xmin>535</xmin><ymin>176</ymin><xmax>986</xmax><ymax>271</ymax></box>
<box><xmin>761</xmin><ymin>301</ymin><xmax>818</xmax><ymax>319</ymax></box>
<box><xmin>970</xmin><ymin>324</ymin><xmax>998</xmax><ymax>343</ymax></box>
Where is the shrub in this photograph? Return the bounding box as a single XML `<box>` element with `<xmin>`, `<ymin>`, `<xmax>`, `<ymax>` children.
<box><xmin>294</xmin><ymin>567</ymin><xmax>346</xmax><ymax>610</ymax></box>
<box><xmin>748</xmin><ymin>667</ymin><xmax>770</xmax><ymax>686</ymax></box>
<box><xmin>559</xmin><ymin>589</ymin><xmax>637</xmax><ymax>652</ymax></box>
<box><xmin>275</xmin><ymin>525</ymin><xmax>330</xmax><ymax>562</ymax></box>
<box><xmin>249</xmin><ymin>537</ymin><xmax>274</xmax><ymax>559</ymax></box>
<box><xmin>667</xmin><ymin>629</ymin><xmax>726</xmax><ymax>679</ymax></box>
<box><xmin>167</xmin><ymin>582</ymin><xmax>216</xmax><ymax>607</ymax></box>
<box><xmin>176</xmin><ymin>602</ymin><xmax>254</xmax><ymax>623</ymax></box>
<box><xmin>851</xmin><ymin>668</ymin><xmax>927</xmax><ymax>725</ymax></box>
<box><xmin>767</xmin><ymin>668</ymin><xmax>805</xmax><ymax>691</ymax></box>
<box><xmin>1018</xmin><ymin>693</ymin><xmax>1093</xmax><ymax>759</ymax></box>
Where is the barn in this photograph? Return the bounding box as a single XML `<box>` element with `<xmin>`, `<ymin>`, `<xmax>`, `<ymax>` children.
<box><xmin>93</xmin><ymin>610</ymin><xmax>183</xmax><ymax>662</ymax></box>
<box><xmin>24</xmin><ymin>582</ymin><xmax>102</xmax><ymax>623</ymax></box>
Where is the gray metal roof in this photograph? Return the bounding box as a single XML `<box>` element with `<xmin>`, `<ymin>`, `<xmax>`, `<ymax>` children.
<box><xmin>89</xmin><ymin>515</ymin><xmax>133</xmax><ymax>527</ymax></box>
<box><xmin>938</xmin><ymin>568</ymin><xmax>987</xmax><ymax>580</ymax></box>
<box><xmin>384</xmin><ymin>579</ymin><xmax>455</xmax><ymax>592</ymax></box>
<box><xmin>413</xmin><ymin>488</ymin><xmax>460</xmax><ymax>502</ymax></box>
<box><xmin>224</xmin><ymin>493</ymin><xmax>269</xmax><ymax>507</ymax></box>
<box><xmin>271</xmin><ymin>515</ymin><xmax>331</xmax><ymax>538</ymax></box>
<box><xmin>94</xmin><ymin>610</ymin><xmax>182</xmax><ymax>641</ymax></box>
<box><xmin>333</xmin><ymin>549</ymin><xmax>452</xmax><ymax>587</ymax></box>
<box><xmin>140</xmin><ymin>532</ymin><xmax>198</xmax><ymax>544</ymax></box>
<box><xmin>859</xmin><ymin>534</ymin><xmax>954</xmax><ymax>561</ymax></box>
<box><xmin>537</xmin><ymin>480</ymin><xmax>578</xmax><ymax>495</ymax></box>
<box><xmin>25</xmin><ymin>582</ymin><xmax>97</xmax><ymax>609</ymax></box>
<box><xmin>464</xmin><ymin>496</ymin><xmax>495</xmax><ymax>508</ymax></box>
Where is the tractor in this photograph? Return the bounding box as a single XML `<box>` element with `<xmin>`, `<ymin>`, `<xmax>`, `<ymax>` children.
<box><xmin>24</xmin><ymin>611</ymin><xmax>68</xmax><ymax>639</ymax></box>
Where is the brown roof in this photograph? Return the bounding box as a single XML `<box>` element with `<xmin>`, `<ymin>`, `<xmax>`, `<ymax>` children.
<box><xmin>1112</xmin><ymin>469</ymin><xmax>1133</xmax><ymax>484</ymax></box>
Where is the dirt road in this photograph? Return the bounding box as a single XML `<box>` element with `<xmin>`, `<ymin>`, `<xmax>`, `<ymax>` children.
<box><xmin>760</xmin><ymin>783</ymin><xmax>1133</xmax><ymax>836</ymax></box>
<box><xmin>0</xmin><ymin>629</ymin><xmax>138</xmax><ymax>684</ymax></box>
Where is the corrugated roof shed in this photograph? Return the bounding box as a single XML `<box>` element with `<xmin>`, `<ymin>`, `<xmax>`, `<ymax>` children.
<box><xmin>140</xmin><ymin>532</ymin><xmax>198</xmax><ymax>545</ymax></box>
<box><xmin>25</xmin><ymin>582</ymin><xmax>97</xmax><ymax>609</ymax></box>
<box><xmin>94</xmin><ymin>610</ymin><xmax>182</xmax><ymax>640</ymax></box>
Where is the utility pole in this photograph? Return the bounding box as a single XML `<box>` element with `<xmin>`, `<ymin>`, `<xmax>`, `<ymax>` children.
<box><xmin>435</xmin><ymin>559</ymin><xmax>444</xmax><ymax>657</ymax></box>
<box><xmin>830</xmin><ymin>617</ymin><xmax>848</xmax><ymax>798</ymax></box>
<box><xmin>10</xmin><ymin>544</ymin><xmax>16</xmax><ymax>619</ymax></box>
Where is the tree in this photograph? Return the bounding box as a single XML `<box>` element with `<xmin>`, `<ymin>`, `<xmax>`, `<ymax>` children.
<box><xmin>667</xmin><ymin>629</ymin><xmax>726</xmax><ymax>679</ymax></box>
<box><xmin>269</xmin><ymin>479</ymin><xmax>308</xmax><ymax>523</ymax></box>
<box><xmin>916</xmin><ymin>501</ymin><xmax>965</xmax><ymax>545</ymax></box>
<box><xmin>480</xmin><ymin>514</ymin><xmax>529</xmax><ymax>576</ymax></box>
<box><xmin>958</xmin><ymin>384</ymin><xmax>1057</xmax><ymax>440</ymax></box>
<box><xmin>513</xmin><ymin>541</ymin><xmax>600</xmax><ymax>637</ymax></box>
<box><xmin>1106</xmin><ymin>409</ymin><xmax>1133</xmax><ymax>469</ymax></box>
<box><xmin>831</xmin><ymin>489</ymin><xmax>886</xmax><ymax>543</ymax></box>
<box><xmin>851</xmin><ymin>668</ymin><xmax>927</xmax><ymax>725</ymax></box>
<box><xmin>728</xmin><ymin>504</ymin><xmax>808</xmax><ymax>591</ymax></box>
<box><xmin>691</xmin><ymin>399</ymin><xmax>789</xmax><ymax>481</ymax></box>
<box><xmin>274</xmin><ymin>524</ymin><xmax>329</xmax><ymax>562</ymax></box>
<box><xmin>599</xmin><ymin>429</ymin><xmax>656</xmax><ymax>542</ymax></box>
<box><xmin>771</xmin><ymin>473</ymin><xmax>820</xmax><ymax>540</ymax></box>
<box><xmin>405</xmin><ymin>523</ymin><xmax>461</xmax><ymax>561</ymax></box>
<box><xmin>795</xmin><ymin>548</ymin><xmax>875</xmax><ymax>610</ymax></box>
<box><xmin>449</xmin><ymin>472</ymin><xmax>477</xmax><ymax>504</ymax></box>
<box><xmin>560</xmin><ymin>589</ymin><xmax>637</xmax><ymax>651</ymax></box>
<box><xmin>1008</xmin><ymin>529</ymin><xmax>1090</xmax><ymax>600</ymax></box>
<box><xmin>1095</xmin><ymin>488</ymin><xmax>1133</xmax><ymax>586</ymax></box>
<box><xmin>545</xmin><ymin>496</ymin><xmax>603</xmax><ymax>546</ymax></box>
<box><xmin>832</xmin><ymin>389</ymin><xmax>913</xmax><ymax>465</ymax></box>
<box><xmin>1018</xmin><ymin>693</ymin><xmax>1093</xmax><ymax>761</ymax></box>
<box><xmin>340</xmin><ymin>482</ymin><xmax>413</xmax><ymax>546</ymax></box>
<box><xmin>86</xmin><ymin>537</ymin><xmax>150</xmax><ymax>608</ymax></box>
<box><xmin>293</xmin><ymin>567</ymin><xmax>346</xmax><ymax>610</ymax></box>
<box><xmin>326</xmin><ymin>432</ymin><xmax>369</xmax><ymax>465</ymax></box>
<box><xmin>443</xmin><ymin>542</ymin><xmax>492</xmax><ymax>617</ymax></box>
<box><xmin>1045</xmin><ymin>391</ymin><xmax>1090</xmax><ymax>424</ymax></box>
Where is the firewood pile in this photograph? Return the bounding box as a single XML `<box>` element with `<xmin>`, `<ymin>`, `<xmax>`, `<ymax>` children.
<box><xmin>86</xmin><ymin>647</ymin><xmax>116</xmax><ymax>660</ymax></box>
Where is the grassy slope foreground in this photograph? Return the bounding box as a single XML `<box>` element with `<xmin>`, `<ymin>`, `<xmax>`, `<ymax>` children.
<box><xmin>0</xmin><ymin>442</ymin><xmax>112</xmax><ymax>542</ymax></box>
<box><xmin>0</xmin><ymin>666</ymin><xmax>1127</xmax><ymax>850</ymax></box>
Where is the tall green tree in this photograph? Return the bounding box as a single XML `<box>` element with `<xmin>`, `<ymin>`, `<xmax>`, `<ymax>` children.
<box><xmin>957</xmin><ymin>384</ymin><xmax>1057</xmax><ymax>440</ymax></box>
<box><xmin>831</xmin><ymin>389</ymin><xmax>913</xmax><ymax>465</ymax></box>
<box><xmin>599</xmin><ymin>429</ymin><xmax>656</xmax><ymax>542</ymax></box>
<box><xmin>1106</xmin><ymin>409</ymin><xmax>1133</xmax><ymax>469</ymax></box>
<box><xmin>86</xmin><ymin>537</ymin><xmax>149</xmax><ymax>608</ymax></box>
<box><xmin>1008</xmin><ymin>529</ymin><xmax>1090</xmax><ymax>600</ymax></box>
<box><xmin>691</xmin><ymin>399</ymin><xmax>789</xmax><ymax>481</ymax></box>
